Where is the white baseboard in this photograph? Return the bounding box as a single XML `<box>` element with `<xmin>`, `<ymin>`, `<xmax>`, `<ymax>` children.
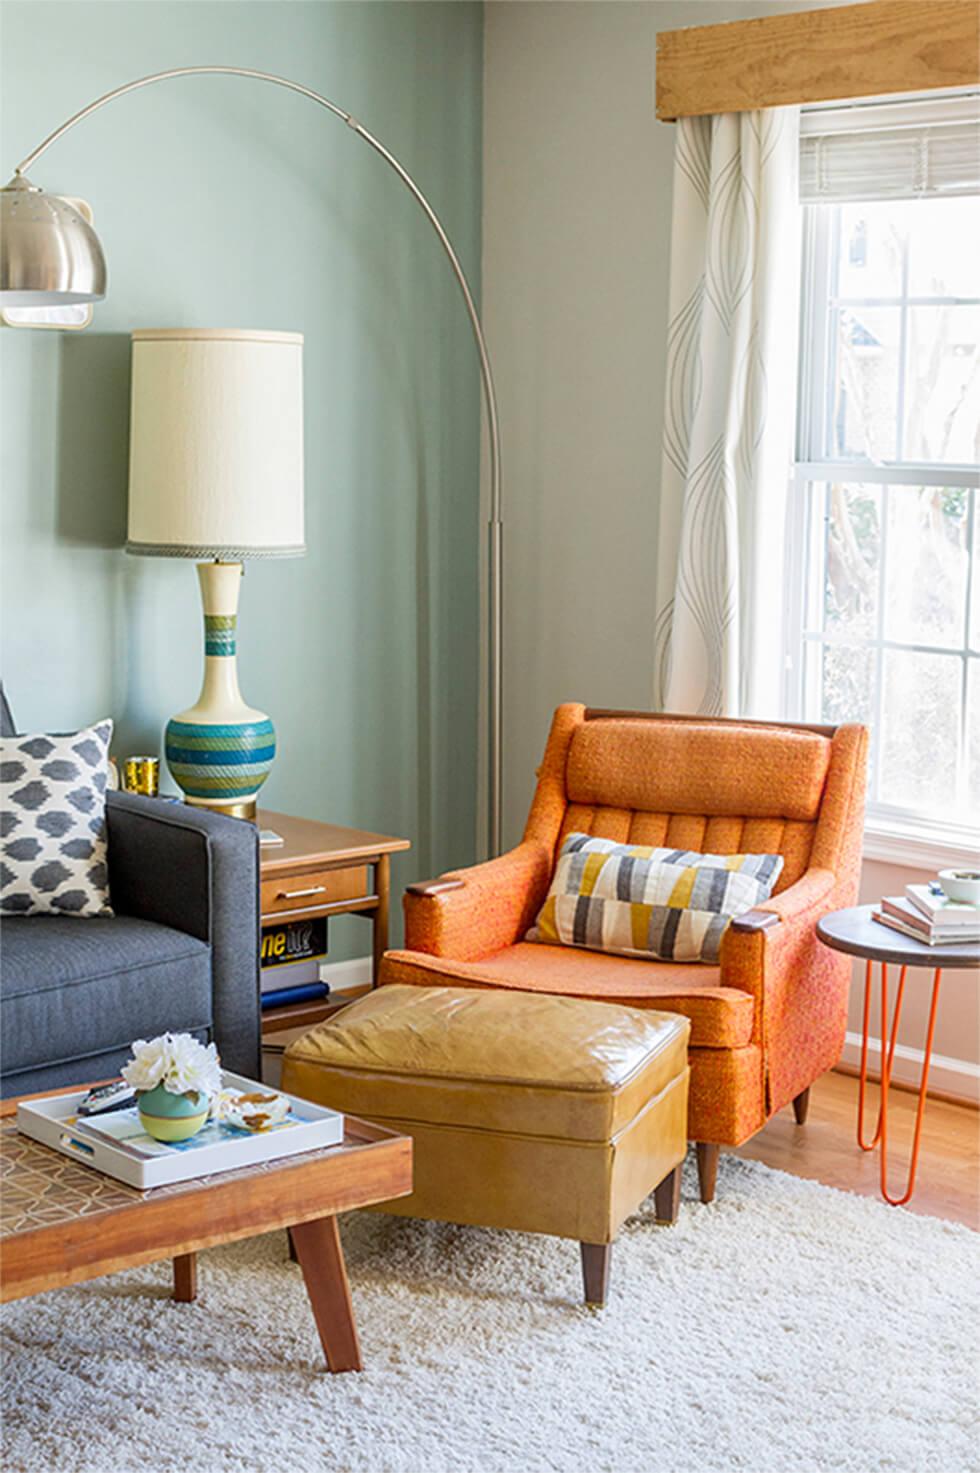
<box><xmin>839</xmin><ymin>1031</ymin><xmax>979</xmax><ymax>1107</ymax></box>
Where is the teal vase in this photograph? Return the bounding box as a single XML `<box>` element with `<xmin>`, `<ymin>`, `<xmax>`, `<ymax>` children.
<box><xmin>137</xmin><ymin>1083</ymin><xmax>210</xmax><ymax>1142</ymax></box>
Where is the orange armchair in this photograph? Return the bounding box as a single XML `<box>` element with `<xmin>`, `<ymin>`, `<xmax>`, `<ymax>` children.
<box><xmin>381</xmin><ymin>704</ymin><xmax>868</xmax><ymax>1200</ymax></box>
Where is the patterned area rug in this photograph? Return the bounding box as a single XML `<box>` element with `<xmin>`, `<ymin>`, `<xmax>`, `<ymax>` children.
<box><xmin>2</xmin><ymin>1152</ymin><xmax>977</xmax><ymax>1473</ymax></box>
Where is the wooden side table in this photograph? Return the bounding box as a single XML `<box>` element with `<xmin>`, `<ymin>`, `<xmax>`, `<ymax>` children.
<box><xmin>258</xmin><ymin>810</ymin><xmax>410</xmax><ymax>1036</ymax></box>
<box><xmin>816</xmin><ymin>903</ymin><xmax>979</xmax><ymax>1207</ymax></box>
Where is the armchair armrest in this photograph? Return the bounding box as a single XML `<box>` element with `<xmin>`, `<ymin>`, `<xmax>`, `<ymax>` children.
<box><xmin>720</xmin><ymin>865</ymin><xmax>840</xmax><ymax>1015</ymax></box>
<box><xmin>403</xmin><ymin>841</ymin><xmax>553</xmax><ymax>961</ymax></box>
<box><xmin>730</xmin><ymin>910</ymin><xmax>781</xmax><ymax>934</ymax></box>
<box><xmin>106</xmin><ymin>793</ymin><xmax>260</xmax><ymax>1077</ymax></box>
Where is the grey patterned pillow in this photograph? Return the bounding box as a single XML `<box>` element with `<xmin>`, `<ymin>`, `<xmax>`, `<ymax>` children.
<box><xmin>0</xmin><ymin>719</ymin><xmax>114</xmax><ymax>917</ymax></box>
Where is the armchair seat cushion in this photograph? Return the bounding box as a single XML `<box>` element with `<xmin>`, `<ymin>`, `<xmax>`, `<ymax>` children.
<box><xmin>1</xmin><ymin>915</ymin><xmax>212</xmax><ymax>1079</ymax></box>
<box><xmin>380</xmin><ymin>942</ymin><xmax>754</xmax><ymax>1049</ymax></box>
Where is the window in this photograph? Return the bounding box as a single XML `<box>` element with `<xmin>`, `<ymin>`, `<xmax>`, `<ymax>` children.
<box><xmin>787</xmin><ymin>97</ymin><xmax>980</xmax><ymax>844</ymax></box>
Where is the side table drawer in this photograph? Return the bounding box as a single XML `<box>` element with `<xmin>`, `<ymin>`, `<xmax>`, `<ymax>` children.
<box><xmin>261</xmin><ymin>865</ymin><xmax>370</xmax><ymax>917</ymax></box>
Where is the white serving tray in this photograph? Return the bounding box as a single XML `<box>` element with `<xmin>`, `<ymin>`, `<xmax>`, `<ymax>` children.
<box><xmin>16</xmin><ymin>1072</ymin><xmax>344</xmax><ymax>1191</ymax></box>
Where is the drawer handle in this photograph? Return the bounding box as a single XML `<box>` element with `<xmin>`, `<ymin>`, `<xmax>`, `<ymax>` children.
<box><xmin>276</xmin><ymin>885</ymin><xmax>327</xmax><ymax>900</ymax></box>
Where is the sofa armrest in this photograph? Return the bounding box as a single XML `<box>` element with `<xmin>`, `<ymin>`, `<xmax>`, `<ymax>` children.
<box><xmin>403</xmin><ymin>841</ymin><xmax>554</xmax><ymax>961</ymax></box>
<box><xmin>106</xmin><ymin>793</ymin><xmax>260</xmax><ymax>1077</ymax></box>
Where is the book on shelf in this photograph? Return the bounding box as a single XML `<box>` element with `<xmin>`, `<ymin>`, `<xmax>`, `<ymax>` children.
<box><xmin>260</xmin><ymin>958</ymin><xmax>325</xmax><ymax>994</ymax></box>
<box><xmin>873</xmin><ymin>908</ymin><xmax>980</xmax><ymax>946</ymax></box>
<box><xmin>904</xmin><ymin>883</ymin><xmax>980</xmax><ymax>928</ymax></box>
<box><xmin>261</xmin><ymin>916</ymin><xmax>327</xmax><ymax>969</ymax></box>
<box><xmin>260</xmin><ymin>980</ymin><xmax>330</xmax><ymax>1010</ymax></box>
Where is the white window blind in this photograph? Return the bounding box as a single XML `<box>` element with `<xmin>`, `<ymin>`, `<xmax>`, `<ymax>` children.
<box><xmin>800</xmin><ymin>93</ymin><xmax>980</xmax><ymax>203</ymax></box>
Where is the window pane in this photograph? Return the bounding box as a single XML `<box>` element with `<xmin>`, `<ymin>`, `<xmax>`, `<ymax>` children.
<box><xmin>904</xmin><ymin>306</ymin><xmax>980</xmax><ymax>463</ymax></box>
<box><xmin>884</xmin><ymin>486</ymin><xmax>969</xmax><ymax>647</ymax></box>
<box><xmin>822</xmin><ymin>483</ymin><xmax>880</xmax><ymax>638</ymax></box>
<box><xmin>972</xmin><ymin>505</ymin><xmax>980</xmax><ymax>653</ymax></box>
<box><xmin>968</xmin><ymin>660</ymin><xmax>980</xmax><ymax>816</ymax></box>
<box><xmin>906</xmin><ymin>197</ymin><xmax>980</xmax><ymax>299</ymax></box>
<box><xmin>836</xmin><ymin>202</ymin><xmax>906</xmax><ymax>299</ymax></box>
<box><xmin>829</xmin><ymin>307</ymin><xmax>900</xmax><ymax>460</ymax></box>
<box><xmin>816</xmin><ymin>642</ymin><xmax>875</xmax><ymax>729</ymax></box>
<box><xmin>879</xmin><ymin>649</ymin><xmax>961</xmax><ymax>811</ymax></box>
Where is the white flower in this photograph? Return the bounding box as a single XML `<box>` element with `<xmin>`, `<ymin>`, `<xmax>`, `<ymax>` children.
<box><xmin>122</xmin><ymin>1033</ymin><xmax>222</xmax><ymax>1098</ymax></box>
<box><xmin>121</xmin><ymin>1037</ymin><xmax>168</xmax><ymax>1092</ymax></box>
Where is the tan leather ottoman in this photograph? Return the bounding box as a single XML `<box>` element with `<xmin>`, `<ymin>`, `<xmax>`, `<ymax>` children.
<box><xmin>282</xmin><ymin>984</ymin><xmax>690</xmax><ymax>1305</ymax></box>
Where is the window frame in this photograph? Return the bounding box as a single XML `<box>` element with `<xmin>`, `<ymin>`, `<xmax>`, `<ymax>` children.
<box><xmin>784</xmin><ymin>199</ymin><xmax>980</xmax><ymax>854</ymax></box>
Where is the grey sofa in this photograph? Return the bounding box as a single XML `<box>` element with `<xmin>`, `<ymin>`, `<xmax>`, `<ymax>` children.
<box><xmin>0</xmin><ymin>689</ymin><xmax>261</xmax><ymax>1097</ymax></box>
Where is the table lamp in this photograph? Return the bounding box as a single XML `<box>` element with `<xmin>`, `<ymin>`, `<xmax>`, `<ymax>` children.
<box><xmin>127</xmin><ymin>327</ymin><xmax>305</xmax><ymax>818</ymax></box>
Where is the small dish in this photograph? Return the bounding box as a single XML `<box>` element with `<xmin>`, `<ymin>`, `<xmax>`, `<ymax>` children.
<box><xmin>938</xmin><ymin>868</ymin><xmax>980</xmax><ymax>906</ymax></box>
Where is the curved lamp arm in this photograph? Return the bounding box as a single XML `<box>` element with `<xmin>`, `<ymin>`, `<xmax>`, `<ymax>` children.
<box><xmin>15</xmin><ymin>64</ymin><xmax>503</xmax><ymax>856</ymax></box>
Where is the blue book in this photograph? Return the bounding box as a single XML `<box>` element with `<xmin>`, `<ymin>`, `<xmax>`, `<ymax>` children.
<box><xmin>260</xmin><ymin>981</ymin><xmax>329</xmax><ymax>1010</ymax></box>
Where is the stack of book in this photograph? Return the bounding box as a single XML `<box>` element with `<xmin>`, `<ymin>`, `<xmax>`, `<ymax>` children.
<box><xmin>874</xmin><ymin>884</ymin><xmax>980</xmax><ymax>946</ymax></box>
<box><xmin>260</xmin><ymin>917</ymin><xmax>329</xmax><ymax>1010</ymax></box>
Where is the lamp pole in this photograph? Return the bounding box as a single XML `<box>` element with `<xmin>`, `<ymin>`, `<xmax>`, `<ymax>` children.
<box><xmin>12</xmin><ymin>65</ymin><xmax>504</xmax><ymax>856</ymax></box>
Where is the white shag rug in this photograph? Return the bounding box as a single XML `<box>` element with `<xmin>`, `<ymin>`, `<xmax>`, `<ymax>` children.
<box><xmin>2</xmin><ymin>1152</ymin><xmax>977</xmax><ymax>1473</ymax></box>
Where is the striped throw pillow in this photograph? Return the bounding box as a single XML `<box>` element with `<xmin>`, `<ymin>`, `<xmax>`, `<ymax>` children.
<box><xmin>528</xmin><ymin>834</ymin><xmax>784</xmax><ymax>964</ymax></box>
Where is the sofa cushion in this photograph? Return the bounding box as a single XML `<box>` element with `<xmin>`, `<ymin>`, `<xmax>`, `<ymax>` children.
<box><xmin>566</xmin><ymin>719</ymin><xmax>831</xmax><ymax>822</ymax></box>
<box><xmin>0</xmin><ymin>915</ymin><xmax>212</xmax><ymax>1078</ymax></box>
<box><xmin>287</xmin><ymin>983</ymin><xmax>690</xmax><ymax>1143</ymax></box>
<box><xmin>380</xmin><ymin>943</ymin><xmax>754</xmax><ymax>1049</ymax></box>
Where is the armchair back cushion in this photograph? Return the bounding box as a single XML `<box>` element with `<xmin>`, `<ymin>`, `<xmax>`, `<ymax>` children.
<box><xmin>535</xmin><ymin>716</ymin><xmax>837</xmax><ymax>893</ymax></box>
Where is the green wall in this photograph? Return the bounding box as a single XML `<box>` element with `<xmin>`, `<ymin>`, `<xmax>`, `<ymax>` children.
<box><xmin>0</xmin><ymin>1</ymin><xmax>483</xmax><ymax>950</ymax></box>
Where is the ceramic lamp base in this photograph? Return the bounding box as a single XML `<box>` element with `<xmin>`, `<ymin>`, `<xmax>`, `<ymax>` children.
<box><xmin>164</xmin><ymin>562</ymin><xmax>276</xmax><ymax>819</ymax></box>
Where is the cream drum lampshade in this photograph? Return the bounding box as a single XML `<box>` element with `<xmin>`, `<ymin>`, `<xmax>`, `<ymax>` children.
<box><xmin>127</xmin><ymin>328</ymin><xmax>304</xmax><ymax>558</ymax></box>
<box><xmin>127</xmin><ymin>328</ymin><xmax>305</xmax><ymax>819</ymax></box>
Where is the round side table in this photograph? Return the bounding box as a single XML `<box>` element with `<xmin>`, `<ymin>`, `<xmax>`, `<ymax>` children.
<box><xmin>816</xmin><ymin>904</ymin><xmax>979</xmax><ymax>1207</ymax></box>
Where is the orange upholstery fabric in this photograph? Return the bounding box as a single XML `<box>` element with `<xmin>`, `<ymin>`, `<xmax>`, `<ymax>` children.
<box><xmin>398</xmin><ymin>705</ymin><xmax>868</xmax><ymax>1148</ymax></box>
<box><xmin>381</xmin><ymin>943</ymin><xmax>754</xmax><ymax>1049</ymax></box>
<box><xmin>565</xmin><ymin>719</ymin><xmax>831</xmax><ymax>820</ymax></box>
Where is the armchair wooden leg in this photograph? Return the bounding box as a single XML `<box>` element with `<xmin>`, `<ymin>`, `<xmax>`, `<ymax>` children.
<box><xmin>653</xmin><ymin>1164</ymin><xmax>682</xmax><ymax>1224</ymax></box>
<box><xmin>792</xmin><ymin>1087</ymin><xmax>811</xmax><ymax>1125</ymax></box>
<box><xmin>580</xmin><ymin>1242</ymin><xmax>612</xmax><ymax>1307</ymax></box>
<box><xmin>695</xmin><ymin>1143</ymin><xmax>720</xmax><ymax>1204</ymax></box>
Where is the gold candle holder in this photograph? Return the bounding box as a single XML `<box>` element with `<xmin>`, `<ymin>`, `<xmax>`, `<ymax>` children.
<box><xmin>123</xmin><ymin>755</ymin><xmax>160</xmax><ymax>797</ymax></box>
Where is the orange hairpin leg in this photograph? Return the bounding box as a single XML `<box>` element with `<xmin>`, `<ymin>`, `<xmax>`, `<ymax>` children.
<box><xmin>878</xmin><ymin>966</ymin><xmax>943</xmax><ymax>1207</ymax></box>
<box><xmin>857</xmin><ymin>959</ymin><xmax>908</xmax><ymax>1152</ymax></box>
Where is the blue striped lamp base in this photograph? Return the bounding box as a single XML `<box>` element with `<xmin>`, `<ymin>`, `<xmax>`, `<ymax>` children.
<box><xmin>165</xmin><ymin>718</ymin><xmax>276</xmax><ymax>818</ymax></box>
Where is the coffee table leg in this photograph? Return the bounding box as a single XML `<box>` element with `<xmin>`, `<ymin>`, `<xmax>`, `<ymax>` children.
<box><xmin>173</xmin><ymin>1253</ymin><xmax>197</xmax><ymax>1302</ymax></box>
<box><xmin>290</xmin><ymin>1215</ymin><xmax>363</xmax><ymax>1372</ymax></box>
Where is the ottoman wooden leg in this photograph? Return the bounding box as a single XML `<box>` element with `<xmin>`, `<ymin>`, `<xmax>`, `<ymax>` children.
<box><xmin>653</xmin><ymin>1164</ymin><xmax>682</xmax><ymax>1224</ymax></box>
<box><xmin>172</xmin><ymin>1252</ymin><xmax>197</xmax><ymax>1302</ymax></box>
<box><xmin>792</xmin><ymin>1087</ymin><xmax>810</xmax><ymax>1125</ymax></box>
<box><xmin>580</xmin><ymin>1242</ymin><xmax>612</xmax><ymax>1307</ymax></box>
<box><xmin>696</xmin><ymin>1142</ymin><xmax>720</xmax><ymax>1204</ymax></box>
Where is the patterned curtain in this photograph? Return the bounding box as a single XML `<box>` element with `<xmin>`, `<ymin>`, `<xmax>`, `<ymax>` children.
<box><xmin>653</xmin><ymin>108</ymin><xmax>801</xmax><ymax>718</ymax></box>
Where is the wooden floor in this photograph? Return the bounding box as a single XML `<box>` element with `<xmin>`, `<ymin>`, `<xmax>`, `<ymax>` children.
<box><xmin>734</xmin><ymin>1070</ymin><xmax>979</xmax><ymax>1229</ymax></box>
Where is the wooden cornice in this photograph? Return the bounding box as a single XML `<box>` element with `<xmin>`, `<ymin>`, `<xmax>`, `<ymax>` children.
<box><xmin>656</xmin><ymin>0</ymin><xmax>980</xmax><ymax>121</ymax></box>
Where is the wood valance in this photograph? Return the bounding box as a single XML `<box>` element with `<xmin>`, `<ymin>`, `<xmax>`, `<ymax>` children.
<box><xmin>655</xmin><ymin>0</ymin><xmax>980</xmax><ymax>122</ymax></box>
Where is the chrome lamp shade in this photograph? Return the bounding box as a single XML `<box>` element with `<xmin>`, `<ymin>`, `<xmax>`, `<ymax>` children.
<box><xmin>0</xmin><ymin>176</ymin><xmax>106</xmax><ymax>305</ymax></box>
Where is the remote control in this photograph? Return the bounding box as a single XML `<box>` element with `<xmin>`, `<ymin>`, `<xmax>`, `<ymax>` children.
<box><xmin>77</xmin><ymin>1080</ymin><xmax>137</xmax><ymax>1116</ymax></box>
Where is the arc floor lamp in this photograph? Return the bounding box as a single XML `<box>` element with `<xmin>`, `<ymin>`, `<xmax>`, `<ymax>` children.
<box><xmin>0</xmin><ymin>65</ymin><xmax>504</xmax><ymax>854</ymax></box>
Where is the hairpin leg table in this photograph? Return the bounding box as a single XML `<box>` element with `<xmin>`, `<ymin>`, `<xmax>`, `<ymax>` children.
<box><xmin>816</xmin><ymin>904</ymin><xmax>978</xmax><ymax>1206</ymax></box>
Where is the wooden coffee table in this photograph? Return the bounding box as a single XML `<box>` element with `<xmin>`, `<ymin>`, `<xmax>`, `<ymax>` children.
<box><xmin>0</xmin><ymin>1091</ymin><xmax>412</xmax><ymax>1372</ymax></box>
